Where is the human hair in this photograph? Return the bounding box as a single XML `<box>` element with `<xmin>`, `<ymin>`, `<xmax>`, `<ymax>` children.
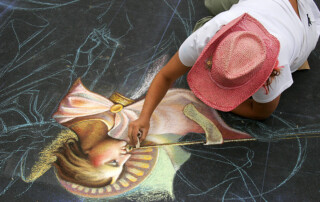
<box><xmin>53</xmin><ymin>138</ymin><xmax>113</xmax><ymax>188</ymax></box>
<box><xmin>263</xmin><ymin>68</ymin><xmax>281</xmax><ymax>94</ymax></box>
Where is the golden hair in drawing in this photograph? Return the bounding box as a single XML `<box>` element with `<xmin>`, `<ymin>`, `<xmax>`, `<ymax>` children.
<box><xmin>53</xmin><ymin>139</ymin><xmax>113</xmax><ymax>188</ymax></box>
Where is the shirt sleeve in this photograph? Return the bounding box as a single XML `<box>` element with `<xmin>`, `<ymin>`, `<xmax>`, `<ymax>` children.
<box><xmin>307</xmin><ymin>0</ymin><xmax>320</xmax><ymax>35</ymax></box>
<box><xmin>178</xmin><ymin>18</ymin><xmax>221</xmax><ymax>67</ymax></box>
<box><xmin>252</xmin><ymin>64</ymin><xmax>293</xmax><ymax>103</ymax></box>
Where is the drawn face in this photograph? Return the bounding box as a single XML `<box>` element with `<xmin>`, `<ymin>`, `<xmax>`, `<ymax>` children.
<box><xmin>88</xmin><ymin>137</ymin><xmax>131</xmax><ymax>182</ymax></box>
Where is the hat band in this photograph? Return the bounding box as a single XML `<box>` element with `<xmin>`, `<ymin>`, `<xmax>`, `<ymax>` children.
<box><xmin>208</xmin><ymin>71</ymin><xmax>254</xmax><ymax>90</ymax></box>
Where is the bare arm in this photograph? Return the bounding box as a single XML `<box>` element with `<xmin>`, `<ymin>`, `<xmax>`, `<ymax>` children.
<box><xmin>231</xmin><ymin>95</ymin><xmax>280</xmax><ymax>120</ymax></box>
<box><xmin>128</xmin><ymin>51</ymin><xmax>190</xmax><ymax>145</ymax></box>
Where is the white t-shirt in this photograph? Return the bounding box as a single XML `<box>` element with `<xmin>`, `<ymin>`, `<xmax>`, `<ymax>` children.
<box><xmin>179</xmin><ymin>0</ymin><xmax>320</xmax><ymax>103</ymax></box>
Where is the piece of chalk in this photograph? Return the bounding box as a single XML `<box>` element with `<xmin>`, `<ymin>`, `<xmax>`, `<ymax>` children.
<box><xmin>136</xmin><ymin>138</ymin><xmax>140</xmax><ymax>148</ymax></box>
<box><xmin>136</xmin><ymin>130</ymin><xmax>142</xmax><ymax>148</ymax></box>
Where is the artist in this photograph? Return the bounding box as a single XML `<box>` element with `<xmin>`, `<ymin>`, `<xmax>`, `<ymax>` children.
<box><xmin>128</xmin><ymin>0</ymin><xmax>320</xmax><ymax>145</ymax></box>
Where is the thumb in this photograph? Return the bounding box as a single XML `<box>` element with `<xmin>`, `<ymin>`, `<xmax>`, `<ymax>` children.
<box><xmin>139</xmin><ymin>128</ymin><xmax>148</xmax><ymax>143</ymax></box>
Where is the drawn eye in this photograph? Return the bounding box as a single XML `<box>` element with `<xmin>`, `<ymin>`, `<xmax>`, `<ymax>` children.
<box><xmin>107</xmin><ymin>160</ymin><xmax>119</xmax><ymax>167</ymax></box>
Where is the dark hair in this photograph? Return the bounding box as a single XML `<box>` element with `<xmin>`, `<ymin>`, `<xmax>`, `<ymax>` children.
<box><xmin>263</xmin><ymin>68</ymin><xmax>281</xmax><ymax>94</ymax></box>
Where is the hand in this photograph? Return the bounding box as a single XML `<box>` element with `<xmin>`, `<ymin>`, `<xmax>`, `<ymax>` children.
<box><xmin>128</xmin><ymin>117</ymin><xmax>150</xmax><ymax>146</ymax></box>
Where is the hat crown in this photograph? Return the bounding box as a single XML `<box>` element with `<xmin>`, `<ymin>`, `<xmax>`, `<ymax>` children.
<box><xmin>210</xmin><ymin>31</ymin><xmax>266</xmax><ymax>89</ymax></box>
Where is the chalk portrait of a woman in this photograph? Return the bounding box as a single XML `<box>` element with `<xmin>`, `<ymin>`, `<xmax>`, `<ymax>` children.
<box><xmin>26</xmin><ymin>78</ymin><xmax>251</xmax><ymax>198</ymax></box>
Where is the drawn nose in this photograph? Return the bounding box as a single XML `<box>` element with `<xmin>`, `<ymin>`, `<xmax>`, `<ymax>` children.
<box><xmin>118</xmin><ymin>154</ymin><xmax>131</xmax><ymax>166</ymax></box>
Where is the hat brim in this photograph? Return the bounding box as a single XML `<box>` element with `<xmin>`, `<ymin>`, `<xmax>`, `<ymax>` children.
<box><xmin>187</xmin><ymin>13</ymin><xmax>280</xmax><ymax>112</ymax></box>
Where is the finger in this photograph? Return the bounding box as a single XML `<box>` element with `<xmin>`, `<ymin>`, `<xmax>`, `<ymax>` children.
<box><xmin>140</xmin><ymin>128</ymin><xmax>148</xmax><ymax>143</ymax></box>
<box><xmin>128</xmin><ymin>124</ymin><xmax>134</xmax><ymax>144</ymax></box>
<box><xmin>132</xmin><ymin>127</ymin><xmax>140</xmax><ymax>146</ymax></box>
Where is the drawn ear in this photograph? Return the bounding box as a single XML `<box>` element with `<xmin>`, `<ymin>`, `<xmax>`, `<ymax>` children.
<box><xmin>68</xmin><ymin>119</ymin><xmax>109</xmax><ymax>152</ymax></box>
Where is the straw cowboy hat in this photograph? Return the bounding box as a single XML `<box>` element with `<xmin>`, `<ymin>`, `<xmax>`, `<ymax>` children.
<box><xmin>187</xmin><ymin>13</ymin><xmax>280</xmax><ymax>112</ymax></box>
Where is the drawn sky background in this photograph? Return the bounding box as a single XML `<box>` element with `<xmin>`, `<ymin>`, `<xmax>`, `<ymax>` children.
<box><xmin>1</xmin><ymin>0</ymin><xmax>320</xmax><ymax>201</ymax></box>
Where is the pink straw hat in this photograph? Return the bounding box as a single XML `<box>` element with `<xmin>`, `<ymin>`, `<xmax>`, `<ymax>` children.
<box><xmin>187</xmin><ymin>13</ymin><xmax>280</xmax><ymax>112</ymax></box>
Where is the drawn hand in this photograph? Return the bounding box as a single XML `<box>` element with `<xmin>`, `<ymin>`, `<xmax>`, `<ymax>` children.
<box><xmin>128</xmin><ymin>118</ymin><xmax>150</xmax><ymax>147</ymax></box>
